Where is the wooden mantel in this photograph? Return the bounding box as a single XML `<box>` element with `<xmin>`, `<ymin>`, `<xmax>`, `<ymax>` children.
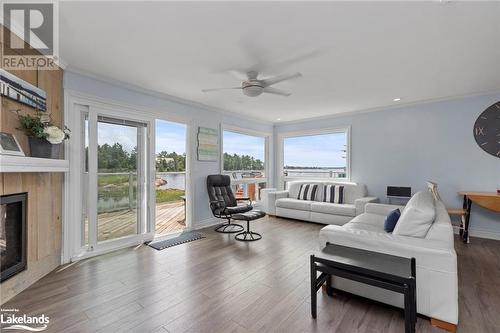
<box><xmin>0</xmin><ymin>155</ymin><xmax>69</xmax><ymax>173</ymax></box>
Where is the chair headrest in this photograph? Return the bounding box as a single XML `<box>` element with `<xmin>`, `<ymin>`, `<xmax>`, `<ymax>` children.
<box><xmin>207</xmin><ymin>174</ymin><xmax>231</xmax><ymax>187</ymax></box>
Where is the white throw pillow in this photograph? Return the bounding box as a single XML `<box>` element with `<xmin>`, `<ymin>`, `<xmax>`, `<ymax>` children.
<box><xmin>393</xmin><ymin>191</ymin><xmax>436</xmax><ymax>238</ymax></box>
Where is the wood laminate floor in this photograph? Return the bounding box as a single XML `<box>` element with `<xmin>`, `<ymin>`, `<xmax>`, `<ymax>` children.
<box><xmin>2</xmin><ymin>217</ymin><xmax>500</xmax><ymax>333</ymax></box>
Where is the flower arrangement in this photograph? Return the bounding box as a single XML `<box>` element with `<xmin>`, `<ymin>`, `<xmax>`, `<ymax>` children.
<box><xmin>17</xmin><ymin>110</ymin><xmax>70</xmax><ymax>144</ymax></box>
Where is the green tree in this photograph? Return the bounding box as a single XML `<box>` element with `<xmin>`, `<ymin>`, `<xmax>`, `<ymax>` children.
<box><xmin>97</xmin><ymin>143</ymin><xmax>130</xmax><ymax>171</ymax></box>
<box><xmin>156</xmin><ymin>151</ymin><xmax>186</xmax><ymax>172</ymax></box>
<box><xmin>223</xmin><ymin>153</ymin><xmax>264</xmax><ymax>171</ymax></box>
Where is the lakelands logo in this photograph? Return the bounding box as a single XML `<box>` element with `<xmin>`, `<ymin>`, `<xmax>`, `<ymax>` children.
<box><xmin>1</xmin><ymin>309</ymin><xmax>49</xmax><ymax>331</ymax></box>
<box><xmin>1</xmin><ymin>1</ymin><xmax>59</xmax><ymax>70</ymax></box>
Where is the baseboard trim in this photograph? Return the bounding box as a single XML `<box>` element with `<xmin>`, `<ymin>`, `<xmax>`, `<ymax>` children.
<box><xmin>453</xmin><ymin>226</ymin><xmax>500</xmax><ymax>241</ymax></box>
<box><xmin>192</xmin><ymin>217</ymin><xmax>220</xmax><ymax>230</ymax></box>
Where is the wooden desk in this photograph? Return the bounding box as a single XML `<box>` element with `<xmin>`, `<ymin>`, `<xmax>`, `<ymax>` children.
<box><xmin>458</xmin><ymin>191</ymin><xmax>500</xmax><ymax>243</ymax></box>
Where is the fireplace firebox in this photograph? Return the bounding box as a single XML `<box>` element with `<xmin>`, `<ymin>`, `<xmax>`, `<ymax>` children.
<box><xmin>0</xmin><ymin>193</ymin><xmax>27</xmax><ymax>282</ymax></box>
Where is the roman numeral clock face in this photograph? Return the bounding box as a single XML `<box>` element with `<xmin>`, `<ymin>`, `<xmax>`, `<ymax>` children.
<box><xmin>474</xmin><ymin>101</ymin><xmax>500</xmax><ymax>158</ymax></box>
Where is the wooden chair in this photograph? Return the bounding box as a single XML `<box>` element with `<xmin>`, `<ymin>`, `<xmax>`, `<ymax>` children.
<box><xmin>426</xmin><ymin>181</ymin><xmax>467</xmax><ymax>238</ymax></box>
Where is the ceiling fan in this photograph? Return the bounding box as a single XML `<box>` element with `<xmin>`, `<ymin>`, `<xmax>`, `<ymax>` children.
<box><xmin>202</xmin><ymin>70</ymin><xmax>302</xmax><ymax>97</ymax></box>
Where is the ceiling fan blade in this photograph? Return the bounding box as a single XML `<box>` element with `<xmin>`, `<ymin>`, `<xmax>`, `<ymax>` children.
<box><xmin>238</xmin><ymin>38</ymin><xmax>268</xmax><ymax>72</ymax></box>
<box><xmin>201</xmin><ymin>87</ymin><xmax>241</xmax><ymax>93</ymax></box>
<box><xmin>263</xmin><ymin>87</ymin><xmax>291</xmax><ymax>97</ymax></box>
<box><xmin>262</xmin><ymin>72</ymin><xmax>302</xmax><ymax>87</ymax></box>
<box><xmin>228</xmin><ymin>70</ymin><xmax>248</xmax><ymax>80</ymax></box>
<box><xmin>238</xmin><ymin>38</ymin><xmax>327</xmax><ymax>73</ymax></box>
<box><xmin>264</xmin><ymin>48</ymin><xmax>327</xmax><ymax>72</ymax></box>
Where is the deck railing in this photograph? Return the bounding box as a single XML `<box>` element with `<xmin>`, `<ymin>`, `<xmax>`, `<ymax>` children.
<box><xmin>282</xmin><ymin>168</ymin><xmax>348</xmax><ymax>189</ymax></box>
<box><xmin>222</xmin><ymin>170</ymin><xmax>267</xmax><ymax>202</ymax></box>
<box><xmin>96</xmin><ymin>171</ymin><xmax>138</xmax><ymax>212</ymax></box>
<box><xmin>283</xmin><ymin>169</ymin><xmax>347</xmax><ymax>178</ymax></box>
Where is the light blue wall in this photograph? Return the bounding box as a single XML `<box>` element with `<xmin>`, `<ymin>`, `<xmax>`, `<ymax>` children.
<box><xmin>64</xmin><ymin>71</ymin><xmax>274</xmax><ymax>227</ymax></box>
<box><xmin>275</xmin><ymin>93</ymin><xmax>500</xmax><ymax>236</ymax></box>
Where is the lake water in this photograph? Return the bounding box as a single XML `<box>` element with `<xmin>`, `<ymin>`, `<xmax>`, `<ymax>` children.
<box><xmin>157</xmin><ymin>172</ymin><xmax>186</xmax><ymax>190</ymax></box>
<box><xmin>97</xmin><ymin>172</ymin><xmax>186</xmax><ymax>213</ymax></box>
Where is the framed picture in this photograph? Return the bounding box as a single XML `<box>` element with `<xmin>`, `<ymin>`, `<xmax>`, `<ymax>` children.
<box><xmin>0</xmin><ymin>132</ymin><xmax>25</xmax><ymax>156</ymax></box>
<box><xmin>0</xmin><ymin>69</ymin><xmax>47</xmax><ymax>111</ymax></box>
<box><xmin>197</xmin><ymin>127</ymin><xmax>218</xmax><ymax>161</ymax></box>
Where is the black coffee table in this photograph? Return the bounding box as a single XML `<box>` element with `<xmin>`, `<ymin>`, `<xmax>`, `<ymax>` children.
<box><xmin>310</xmin><ymin>243</ymin><xmax>416</xmax><ymax>333</ymax></box>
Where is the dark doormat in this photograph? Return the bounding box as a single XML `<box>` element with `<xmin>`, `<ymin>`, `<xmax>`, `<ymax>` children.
<box><xmin>147</xmin><ymin>231</ymin><xmax>205</xmax><ymax>250</ymax></box>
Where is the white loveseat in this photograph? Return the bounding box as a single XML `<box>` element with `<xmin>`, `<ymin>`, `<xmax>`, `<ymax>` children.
<box><xmin>318</xmin><ymin>192</ymin><xmax>458</xmax><ymax>325</ymax></box>
<box><xmin>266</xmin><ymin>181</ymin><xmax>378</xmax><ymax>225</ymax></box>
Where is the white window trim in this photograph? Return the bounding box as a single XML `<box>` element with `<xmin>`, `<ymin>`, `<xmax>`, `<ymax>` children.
<box><xmin>277</xmin><ymin>126</ymin><xmax>351</xmax><ymax>190</ymax></box>
<box><xmin>220</xmin><ymin>124</ymin><xmax>271</xmax><ymax>188</ymax></box>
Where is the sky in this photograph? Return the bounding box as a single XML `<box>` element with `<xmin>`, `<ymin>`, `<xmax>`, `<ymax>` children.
<box><xmin>284</xmin><ymin>132</ymin><xmax>346</xmax><ymax>168</ymax></box>
<box><xmin>97</xmin><ymin>122</ymin><xmax>137</xmax><ymax>152</ymax></box>
<box><xmin>96</xmin><ymin>120</ymin><xmax>187</xmax><ymax>154</ymax></box>
<box><xmin>223</xmin><ymin>131</ymin><xmax>265</xmax><ymax>161</ymax></box>
<box><xmin>155</xmin><ymin>120</ymin><xmax>186</xmax><ymax>154</ymax></box>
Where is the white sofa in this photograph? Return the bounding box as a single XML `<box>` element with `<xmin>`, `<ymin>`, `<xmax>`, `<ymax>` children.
<box><xmin>318</xmin><ymin>192</ymin><xmax>458</xmax><ymax>325</ymax></box>
<box><xmin>267</xmin><ymin>181</ymin><xmax>378</xmax><ymax>225</ymax></box>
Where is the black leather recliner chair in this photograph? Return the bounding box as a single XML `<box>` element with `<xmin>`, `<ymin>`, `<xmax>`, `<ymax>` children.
<box><xmin>206</xmin><ymin>174</ymin><xmax>252</xmax><ymax>233</ymax></box>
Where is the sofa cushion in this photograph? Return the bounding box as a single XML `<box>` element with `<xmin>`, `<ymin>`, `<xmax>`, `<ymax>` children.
<box><xmin>323</xmin><ymin>185</ymin><xmax>345</xmax><ymax>204</ymax></box>
<box><xmin>344</xmin><ymin>213</ymin><xmax>386</xmax><ymax>232</ymax></box>
<box><xmin>384</xmin><ymin>208</ymin><xmax>401</xmax><ymax>233</ymax></box>
<box><xmin>297</xmin><ymin>184</ymin><xmax>320</xmax><ymax>201</ymax></box>
<box><xmin>287</xmin><ymin>181</ymin><xmax>366</xmax><ymax>204</ymax></box>
<box><xmin>393</xmin><ymin>191</ymin><xmax>436</xmax><ymax>238</ymax></box>
<box><xmin>310</xmin><ymin>202</ymin><xmax>356</xmax><ymax>217</ymax></box>
<box><xmin>275</xmin><ymin>198</ymin><xmax>312</xmax><ymax>211</ymax></box>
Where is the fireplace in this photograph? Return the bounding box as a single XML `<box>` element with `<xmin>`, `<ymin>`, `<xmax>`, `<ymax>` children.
<box><xmin>0</xmin><ymin>193</ymin><xmax>27</xmax><ymax>282</ymax></box>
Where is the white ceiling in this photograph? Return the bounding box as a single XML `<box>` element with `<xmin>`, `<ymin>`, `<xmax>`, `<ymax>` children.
<box><xmin>59</xmin><ymin>1</ymin><xmax>500</xmax><ymax>122</ymax></box>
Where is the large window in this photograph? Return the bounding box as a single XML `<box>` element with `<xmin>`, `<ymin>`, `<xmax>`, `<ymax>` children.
<box><xmin>222</xmin><ymin>128</ymin><xmax>268</xmax><ymax>202</ymax></box>
<box><xmin>155</xmin><ymin>120</ymin><xmax>187</xmax><ymax>236</ymax></box>
<box><xmin>281</xmin><ymin>129</ymin><xmax>349</xmax><ymax>187</ymax></box>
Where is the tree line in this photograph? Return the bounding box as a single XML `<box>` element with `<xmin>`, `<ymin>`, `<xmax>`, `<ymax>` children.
<box><xmin>156</xmin><ymin>151</ymin><xmax>186</xmax><ymax>172</ymax></box>
<box><xmin>84</xmin><ymin>143</ymin><xmax>136</xmax><ymax>171</ymax></box>
<box><xmin>89</xmin><ymin>143</ymin><xmax>263</xmax><ymax>172</ymax></box>
<box><xmin>223</xmin><ymin>153</ymin><xmax>264</xmax><ymax>171</ymax></box>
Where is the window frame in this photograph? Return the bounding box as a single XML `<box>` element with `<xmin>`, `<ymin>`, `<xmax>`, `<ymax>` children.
<box><xmin>220</xmin><ymin>124</ymin><xmax>271</xmax><ymax>198</ymax></box>
<box><xmin>277</xmin><ymin>126</ymin><xmax>351</xmax><ymax>190</ymax></box>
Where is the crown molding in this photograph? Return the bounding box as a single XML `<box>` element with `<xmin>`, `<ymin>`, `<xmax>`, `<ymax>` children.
<box><xmin>275</xmin><ymin>88</ymin><xmax>500</xmax><ymax>127</ymax></box>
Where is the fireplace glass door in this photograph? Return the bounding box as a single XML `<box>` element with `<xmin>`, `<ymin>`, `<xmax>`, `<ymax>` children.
<box><xmin>0</xmin><ymin>193</ymin><xmax>27</xmax><ymax>282</ymax></box>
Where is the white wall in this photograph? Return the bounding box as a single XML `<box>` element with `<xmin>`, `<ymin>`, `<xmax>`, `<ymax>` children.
<box><xmin>275</xmin><ymin>93</ymin><xmax>500</xmax><ymax>238</ymax></box>
<box><xmin>64</xmin><ymin>71</ymin><xmax>274</xmax><ymax>227</ymax></box>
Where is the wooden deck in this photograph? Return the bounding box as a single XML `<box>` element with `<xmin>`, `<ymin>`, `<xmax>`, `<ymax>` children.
<box><xmin>155</xmin><ymin>201</ymin><xmax>186</xmax><ymax>236</ymax></box>
<box><xmin>97</xmin><ymin>201</ymin><xmax>185</xmax><ymax>241</ymax></box>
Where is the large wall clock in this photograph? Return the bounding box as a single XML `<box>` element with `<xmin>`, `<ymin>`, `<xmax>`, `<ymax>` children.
<box><xmin>473</xmin><ymin>101</ymin><xmax>500</xmax><ymax>158</ymax></box>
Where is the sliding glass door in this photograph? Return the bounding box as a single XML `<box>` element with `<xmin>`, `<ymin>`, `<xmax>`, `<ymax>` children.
<box><xmin>96</xmin><ymin>117</ymin><xmax>143</xmax><ymax>242</ymax></box>
<box><xmin>81</xmin><ymin>109</ymin><xmax>149</xmax><ymax>253</ymax></box>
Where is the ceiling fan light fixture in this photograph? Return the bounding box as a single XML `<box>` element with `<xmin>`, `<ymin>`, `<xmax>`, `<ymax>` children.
<box><xmin>243</xmin><ymin>85</ymin><xmax>264</xmax><ymax>97</ymax></box>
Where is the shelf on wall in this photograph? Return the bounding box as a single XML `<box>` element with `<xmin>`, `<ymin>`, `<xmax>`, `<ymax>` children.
<box><xmin>0</xmin><ymin>155</ymin><xmax>69</xmax><ymax>173</ymax></box>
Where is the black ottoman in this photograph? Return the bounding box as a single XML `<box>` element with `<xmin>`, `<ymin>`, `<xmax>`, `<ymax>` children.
<box><xmin>232</xmin><ymin>210</ymin><xmax>265</xmax><ymax>241</ymax></box>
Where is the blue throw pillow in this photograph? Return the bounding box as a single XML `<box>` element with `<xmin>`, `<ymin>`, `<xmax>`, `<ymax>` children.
<box><xmin>384</xmin><ymin>208</ymin><xmax>401</xmax><ymax>233</ymax></box>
